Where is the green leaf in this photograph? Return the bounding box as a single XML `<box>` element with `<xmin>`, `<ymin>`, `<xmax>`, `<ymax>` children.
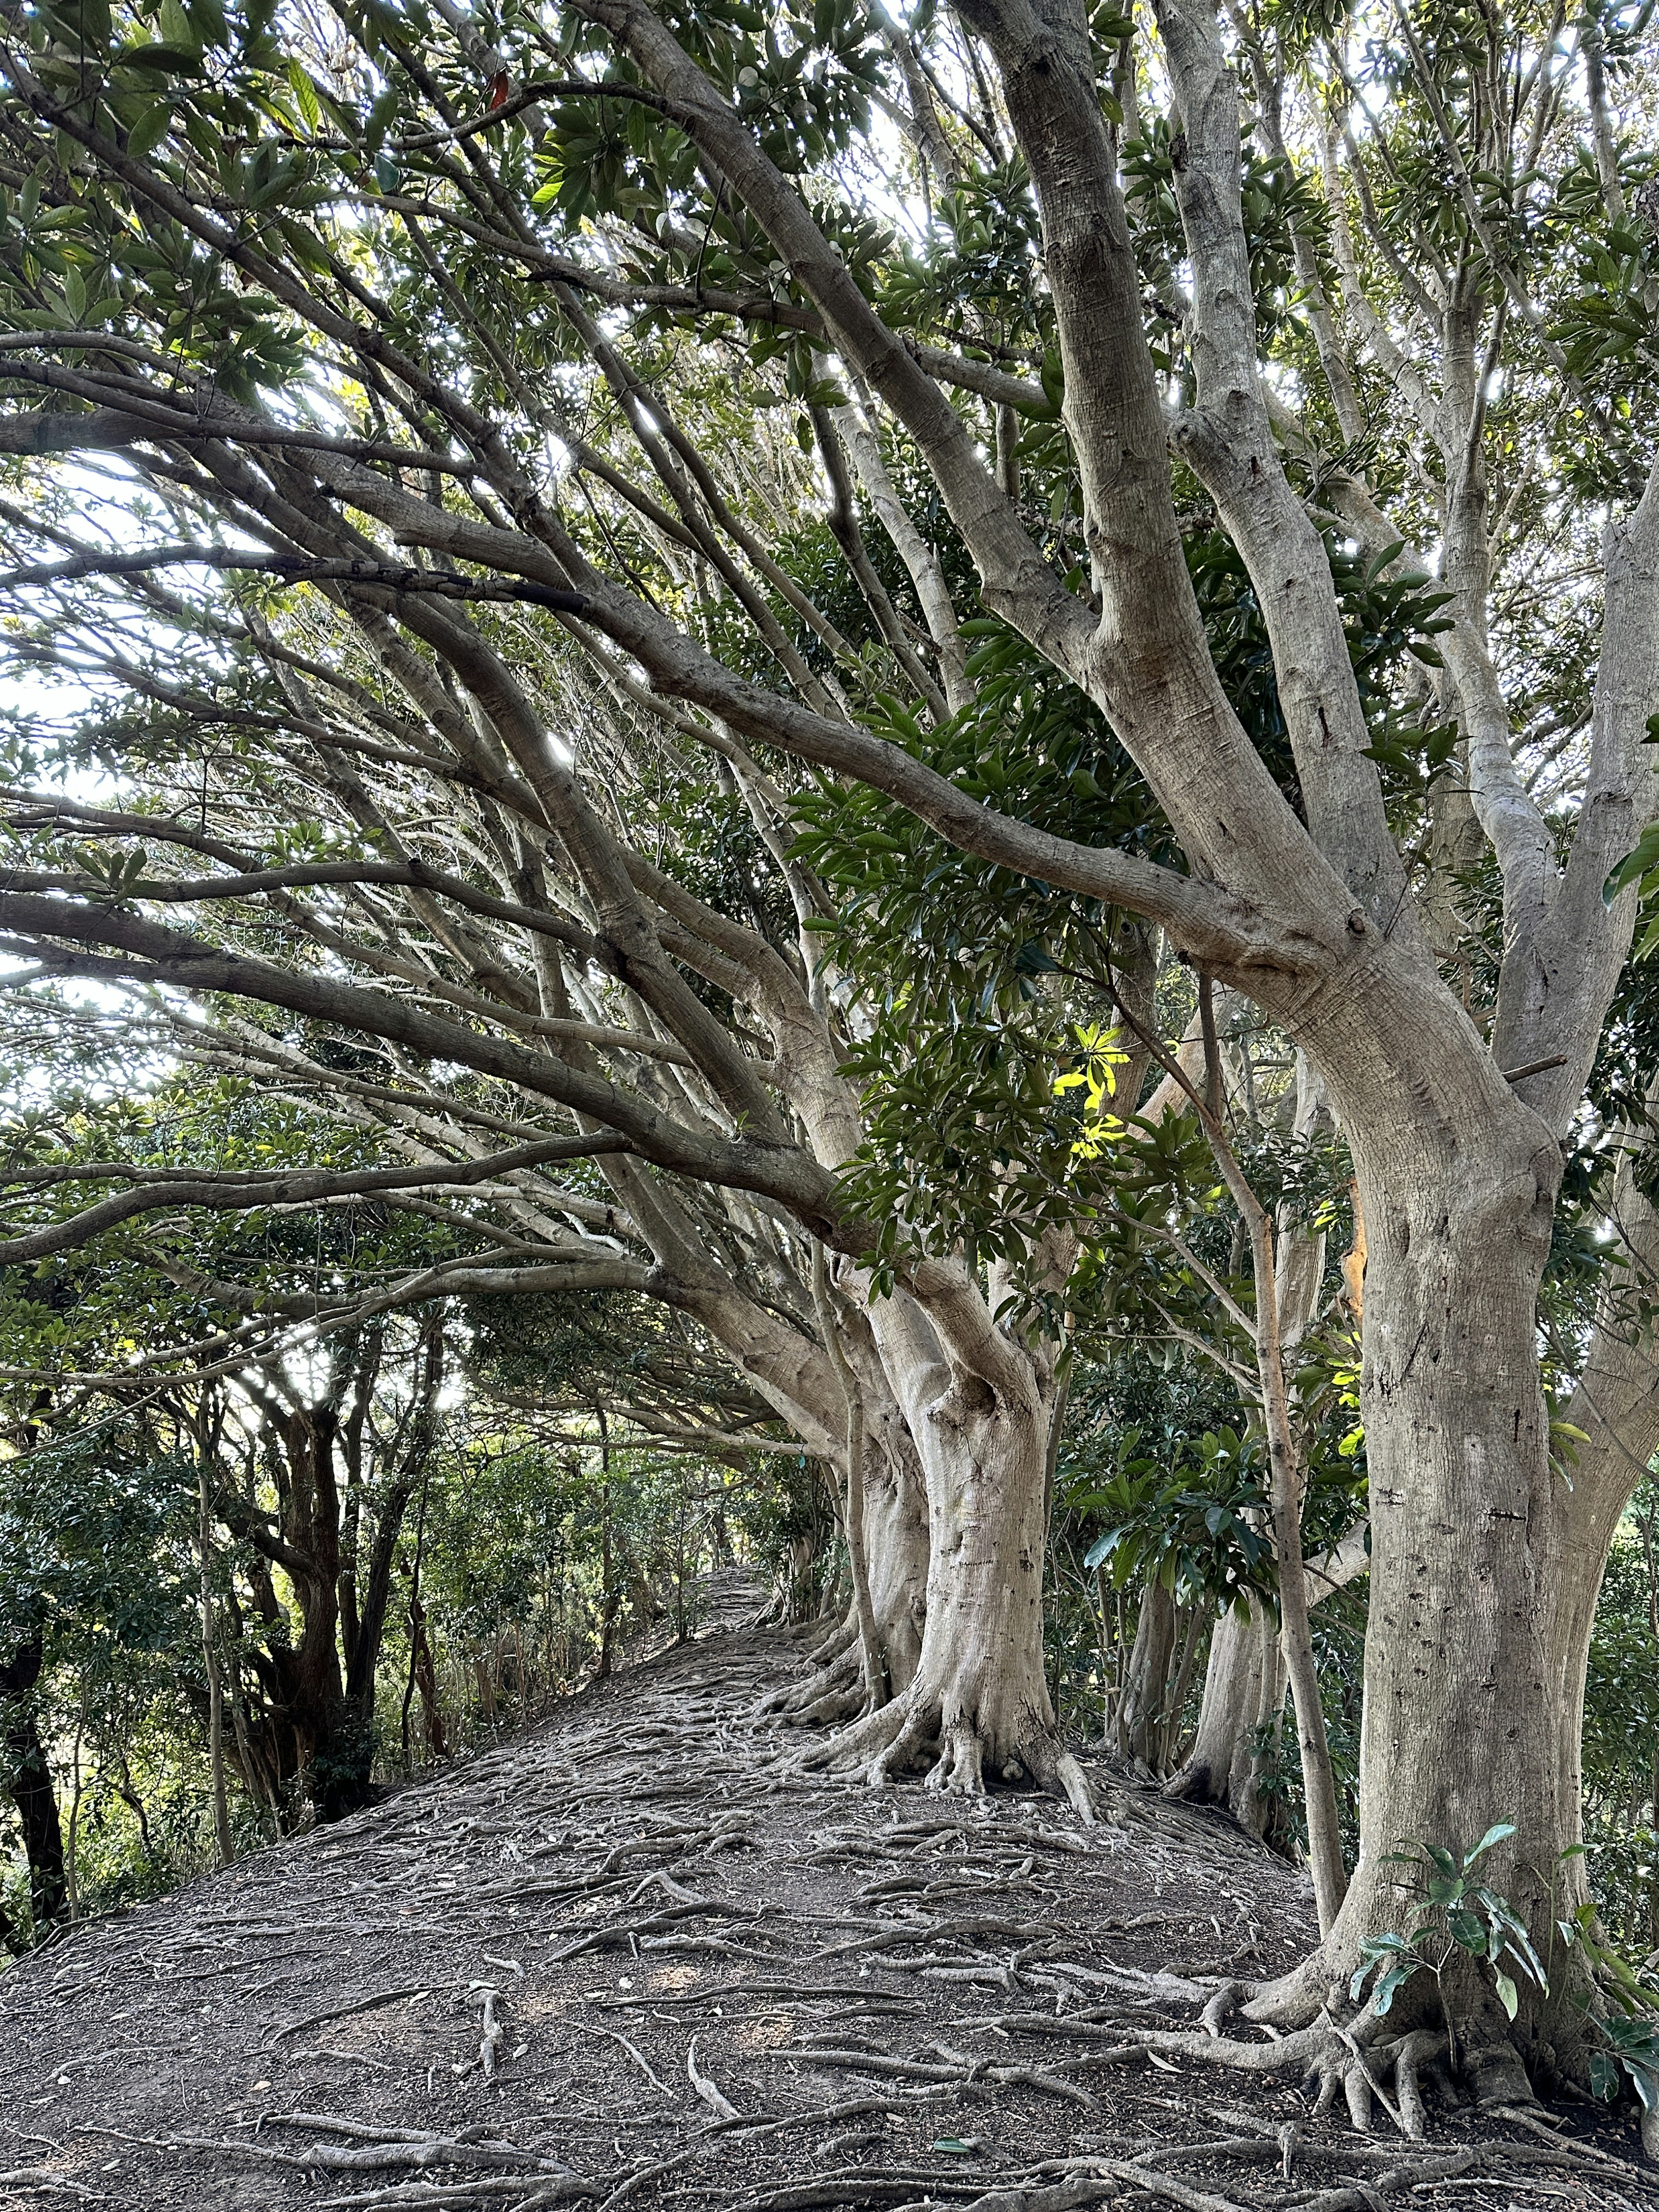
<box><xmin>1590</xmin><ymin>2050</ymin><xmax>1620</xmax><ymax>2100</ymax></box>
<box><xmin>158</xmin><ymin>0</ymin><xmax>199</xmax><ymax>46</ymax></box>
<box><xmin>126</xmin><ymin>103</ymin><xmax>172</xmax><ymax>159</ymax></box>
<box><xmin>1464</xmin><ymin>1821</ymin><xmax>1516</xmax><ymax>1868</ymax></box>
<box><xmin>1446</xmin><ymin>1907</ymin><xmax>1487</xmax><ymax>1953</ymax></box>
<box><xmin>122</xmin><ymin>42</ymin><xmax>204</xmax><ymax>73</ymax></box>
<box><xmin>1372</xmin><ymin>1962</ymin><xmax>1414</xmax><ymax>2015</ymax></box>
<box><xmin>1493</xmin><ymin>1969</ymin><xmax>1519</xmax><ymax>2021</ymax></box>
<box><xmin>286</xmin><ymin>58</ymin><xmax>321</xmax><ymax>131</ymax></box>
<box><xmin>363</xmin><ymin>84</ymin><xmax>399</xmax><ymax>154</ymax></box>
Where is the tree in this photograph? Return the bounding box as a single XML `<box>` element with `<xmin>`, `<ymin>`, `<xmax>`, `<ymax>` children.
<box><xmin>2</xmin><ymin>0</ymin><xmax>1658</xmax><ymax>2090</ymax></box>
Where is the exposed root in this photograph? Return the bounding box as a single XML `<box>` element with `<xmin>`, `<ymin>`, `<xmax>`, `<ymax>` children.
<box><xmin>1382</xmin><ymin>2030</ymin><xmax>1440</xmax><ymax>2141</ymax></box>
<box><xmin>797</xmin><ymin>1684</ymin><xmax>867</xmax><ymax>1728</ymax></box>
<box><xmin>1138</xmin><ymin>1988</ymin><xmax>1559</xmax><ymax>2156</ymax></box>
<box><xmin>1200</xmin><ymin>1983</ymin><xmax>1251</xmax><ymax>2037</ymax></box>
<box><xmin>1130</xmin><ymin>2014</ymin><xmax>1356</xmax><ymax>2079</ymax></box>
<box><xmin>804</xmin><ymin>1615</ymin><xmax>858</xmax><ymax>1669</ymax></box>
<box><xmin>755</xmin><ymin>1621</ymin><xmax>859</xmax><ymax>1717</ymax></box>
<box><xmin>16</xmin><ymin>1580</ymin><xmax>1656</xmax><ymax>2212</ymax></box>
<box><xmin>790</xmin><ymin>1645</ymin><xmax>868</xmax><ymax>1727</ymax></box>
<box><xmin>798</xmin><ymin>1680</ymin><xmax>1097</xmax><ymax>1823</ymax></box>
<box><xmin>795</xmin><ymin>1692</ymin><xmax>912</xmax><ymax>1775</ymax></box>
<box><xmin>1239</xmin><ymin>1944</ymin><xmax>1345</xmax><ymax>2031</ymax></box>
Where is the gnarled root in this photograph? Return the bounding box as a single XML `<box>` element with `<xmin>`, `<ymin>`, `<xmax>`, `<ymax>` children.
<box><xmin>1387</xmin><ymin>2028</ymin><xmax>1443</xmax><ymax>2139</ymax></box>
<box><xmin>1154</xmin><ymin>1975</ymin><xmax>1532</xmax><ymax>2144</ymax></box>
<box><xmin>795</xmin><ymin>1681</ymin><xmax>1095</xmax><ymax>1823</ymax></box>
<box><xmin>796</xmin><ymin>1691</ymin><xmax>910</xmax><ymax>1775</ymax></box>
<box><xmin>755</xmin><ymin>1618</ymin><xmax>860</xmax><ymax>1719</ymax></box>
<box><xmin>791</xmin><ymin>1644</ymin><xmax>868</xmax><ymax>1728</ymax></box>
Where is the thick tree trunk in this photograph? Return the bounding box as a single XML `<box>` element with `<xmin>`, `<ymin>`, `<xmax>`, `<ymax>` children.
<box><xmin>810</xmin><ymin>1315</ymin><xmax>1091</xmax><ymax>1816</ymax></box>
<box><xmin>1249</xmin><ymin>1139</ymin><xmax>1592</xmax><ymax>2090</ymax></box>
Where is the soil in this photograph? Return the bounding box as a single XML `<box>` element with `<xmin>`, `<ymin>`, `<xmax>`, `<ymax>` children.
<box><xmin>0</xmin><ymin>1572</ymin><xmax>1651</xmax><ymax>2211</ymax></box>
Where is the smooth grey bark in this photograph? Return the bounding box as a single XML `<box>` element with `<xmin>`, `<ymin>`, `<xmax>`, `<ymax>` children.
<box><xmin>1117</xmin><ymin>1576</ymin><xmax>1179</xmax><ymax>1770</ymax></box>
<box><xmin>1168</xmin><ymin>1525</ymin><xmax>1371</xmax><ymax>1840</ymax></box>
<box><xmin>803</xmin><ymin>1259</ymin><xmax>1091</xmax><ymax>1815</ymax></box>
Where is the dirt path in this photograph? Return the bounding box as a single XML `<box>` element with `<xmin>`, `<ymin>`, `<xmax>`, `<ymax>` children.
<box><xmin>0</xmin><ymin>1575</ymin><xmax>1649</xmax><ymax>2209</ymax></box>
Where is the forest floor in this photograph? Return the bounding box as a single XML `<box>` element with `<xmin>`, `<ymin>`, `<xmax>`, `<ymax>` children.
<box><xmin>0</xmin><ymin>1572</ymin><xmax>1652</xmax><ymax>2212</ymax></box>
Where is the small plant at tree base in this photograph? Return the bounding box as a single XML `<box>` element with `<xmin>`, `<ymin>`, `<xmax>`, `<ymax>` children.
<box><xmin>1590</xmin><ymin>2010</ymin><xmax>1659</xmax><ymax>2127</ymax></box>
<box><xmin>1554</xmin><ymin>1887</ymin><xmax>1659</xmax><ymax>2129</ymax></box>
<box><xmin>1350</xmin><ymin>1821</ymin><xmax>1547</xmax><ymax>2072</ymax></box>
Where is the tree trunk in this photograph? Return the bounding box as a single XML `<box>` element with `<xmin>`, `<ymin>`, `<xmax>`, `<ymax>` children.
<box><xmin>811</xmin><ymin>1328</ymin><xmax>1091</xmax><ymax>1816</ymax></box>
<box><xmin>856</xmin><ymin>1432</ymin><xmax>929</xmax><ymax>1694</ymax></box>
<box><xmin>1169</xmin><ymin>1524</ymin><xmax>1373</xmax><ymax>1837</ymax></box>
<box><xmin>1248</xmin><ymin>1138</ymin><xmax>1591</xmax><ymax>2091</ymax></box>
<box><xmin>407</xmin><ymin>1591</ymin><xmax>446</xmax><ymax>1759</ymax></box>
<box><xmin>199</xmin><ymin>1461</ymin><xmax>233</xmax><ymax>1868</ymax></box>
<box><xmin>814</xmin><ymin>1240</ymin><xmax>885</xmax><ymax>1710</ymax></box>
<box><xmin>344</xmin><ymin>1478</ymin><xmax>418</xmax><ymax>1719</ymax></box>
<box><xmin>1</xmin><ymin>1636</ymin><xmax>67</xmax><ymax>1937</ymax></box>
<box><xmin>767</xmin><ymin>1342</ymin><xmax>931</xmax><ymax>1727</ymax></box>
<box><xmin>1118</xmin><ymin>1576</ymin><xmax>1179</xmax><ymax>1771</ymax></box>
<box><xmin>1166</xmin><ymin>1595</ymin><xmax>1288</xmax><ymax>1838</ymax></box>
<box><xmin>1159</xmin><ymin>1602</ymin><xmax>1206</xmax><ymax>1771</ymax></box>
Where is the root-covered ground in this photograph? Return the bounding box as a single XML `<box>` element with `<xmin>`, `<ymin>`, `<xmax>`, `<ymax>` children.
<box><xmin>0</xmin><ymin>1574</ymin><xmax>1650</xmax><ymax>2211</ymax></box>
